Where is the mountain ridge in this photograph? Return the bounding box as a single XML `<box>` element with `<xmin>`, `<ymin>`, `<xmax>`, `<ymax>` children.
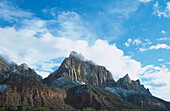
<box><xmin>0</xmin><ymin>51</ymin><xmax>170</xmax><ymax>111</ymax></box>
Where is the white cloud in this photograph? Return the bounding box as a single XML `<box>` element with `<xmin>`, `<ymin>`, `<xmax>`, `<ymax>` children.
<box><xmin>139</xmin><ymin>0</ymin><xmax>152</xmax><ymax>3</ymax></box>
<box><xmin>0</xmin><ymin>1</ymin><xmax>169</xmax><ymax>101</ymax></box>
<box><xmin>0</xmin><ymin>1</ymin><xmax>32</xmax><ymax>22</ymax></box>
<box><xmin>124</xmin><ymin>38</ymin><xmax>144</xmax><ymax>47</ymax></box>
<box><xmin>144</xmin><ymin>39</ymin><xmax>152</xmax><ymax>45</ymax></box>
<box><xmin>158</xmin><ymin>59</ymin><xmax>164</xmax><ymax>62</ymax></box>
<box><xmin>0</xmin><ymin>25</ymin><xmax>145</xmax><ymax>80</ymax></box>
<box><xmin>124</xmin><ymin>38</ymin><xmax>132</xmax><ymax>47</ymax></box>
<box><xmin>141</xmin><ymin>66</ymin><xmax>170</xmax><ymax>101</ymax></box>
<box><xmin>161</xmin><ymin>30</ymin><xmax>166</xmax><ymax>34</ymax></box>
<box><xmin>139</xmin><ymin>44</ymin><xmax>170</xmax><ymax>52</ymax></box>
<box><xmin>1</xmin><ymin>24</ymin><xmax>170</xmax><ymax>101</ymax></box>
<box><xmin>153</xmin><ymin>1</ymin><xmax>170</xmax><ymax>18</ymax></box>
<box><xmin>150</xmin><ymin>44</ymin><xmax>170</xmax><ymax>50</ymax></box>
<box><xmin>132</xmin><ymin>39</ymin><xmax>141</xmax><ymax>45</ymax></box>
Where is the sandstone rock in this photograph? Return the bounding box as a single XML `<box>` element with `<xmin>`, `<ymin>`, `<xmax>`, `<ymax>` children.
<box><xmin>0</xmin><ymin>80</ymin><xmax>74</xmax><ymax>111</ymax></box>
<box><xmin>44</xmin><ymin>51</ymin><xmax>115</xmax><ymax>88</ymax></box>
<box><xmin>0</xmin><ymin>56</ymin><xmax>42</xmax><ymax>86</ymax></box>
<box><xmin>116</xmin><ymin>74</ymin><xmax>151</xmax><ymax>95</ymax></box>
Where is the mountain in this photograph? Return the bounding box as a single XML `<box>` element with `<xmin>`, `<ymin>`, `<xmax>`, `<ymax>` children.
<box><xmin>116</xmin><ymin>74</ymin><xmax>151</xmax><ymax>95</ymax></box>
<box><xmin>105</xmin><ymin>74</ymin><xmax>169</xmax><ymax>110</ymax></box>
<box><xmin>0</xmin><ymin>55</ymin><xmax>74</xmax><ymax>111</ymax></box>
<box><xmin>0</xmin><ymin>80</ymin><xmax>74</xmax><ymax>111</ymax></box>
<box><xmin>65</xmin><ymin>84</ymin><xmax>139</xmax><ymax>111</ymax></box>
<box><xmin>0</xmin><ymin>55</ymin><xmax>42</xmax><ymax>86</ymax></box>
<box><xmin>44</xmin><ymin>51</ymin><xmax>116</xmax><ymax>88</ymax></box>
<box><xmin>44</xmin><ymin>51</ymin><xmax>170</xmax><ymax>110</ymax></box>
<box><xmin>0</xmin><ymin>52</ymin><xmax>170</xmax><ymax>111</ymax></box>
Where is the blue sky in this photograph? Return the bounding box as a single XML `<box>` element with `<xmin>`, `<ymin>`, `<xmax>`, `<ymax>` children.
<box><xmin>0</xmin><ymin>0</ymin><xmax>170</xmax><ymax>101</ymax></box>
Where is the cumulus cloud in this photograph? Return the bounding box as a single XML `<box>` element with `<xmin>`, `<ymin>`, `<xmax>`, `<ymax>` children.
<box><xmin>1</xmin><ymin>23</ymin><xmax>170</xmax><ymax>101</ymax></box>
<box><xmin>0</xmin><ymin>0</ymin><xmax>169</xmax><ymax>101</ymax></box>
<box><xmin>0</xmin><ymin>25</ymin><xmax>145</xmax><ymax>80</ymax></box>
<box><xmin>153</xmin><ymin>1</ymin><xmax>170</xmax><ymax>18</ymax></box>
<box><xmin>0</xmin><ymin>1</ymin><xmax>32</xmax><ymax>22</ymax></box>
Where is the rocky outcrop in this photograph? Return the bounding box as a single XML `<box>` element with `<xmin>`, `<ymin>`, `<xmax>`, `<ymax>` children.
<box><xmin>1</xmin><ymin>52</ymin><xmax>170</xmax><ymax>111</ymax></box>
<box><xmin>4</xmin><ymin>63</ymin><xmax>42</xmax><ymax>85</ymax></box>
<box><xmin>116</xmin><ymin>74</ymin><xmax>151</xmax><ymax>95</ymax></box>
<box><xmin>0</xmin><ymin>80</ymin><xmax>74</xmax><ymax>111</ymax></box>
<box><xmin>65</xmin><ymin>85</ymin><xmax>137</xmax><ymax>111</ymax></box>
<box><xmin>0</xmin><ymin>56</ymin><xmax>15</xmax><ymax>84</ymax></box>
<box><xmin>0</xmin><ymin>56</ymin><xmax>42</xmax><ymax>86</ymax></box>
<box><xmin>105</xmin><ymin>74</ymin><xmax>170</xmax><ymax>110</ymax></box>
<box><xmin>44</xmin><ymin>51</ymin><xmax>115</xmax><ymax>88</ymax></box>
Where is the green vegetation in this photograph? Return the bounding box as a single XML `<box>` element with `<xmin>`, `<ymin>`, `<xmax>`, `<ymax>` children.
<box><xmin>0</xmin><ymin>105</ymin><xmax>50</xmax><ymax>111</ymax></box>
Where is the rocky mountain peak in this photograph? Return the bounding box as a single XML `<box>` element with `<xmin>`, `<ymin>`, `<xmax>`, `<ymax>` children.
<box><xmin>19</xmin><ymin>63</ymin><xmax>29</xmax><ymax>70</ymax></box>
<box><xmin>116</xmin><ymin>74</ymin><xmax>151</xmax><ymax>95</ymax></box>
<box><xmin>0</xmin><ymin>56</ymin><xmax>42</xmax><ymax>86</ymax></box>
<box><xmin>69</xmin><ymin>51</ymin><xmax>84</xmax><ymax>61</ymax></box>
<box><xmin>122</xmin><ymin>74</ymin><xmax>131</xmax><ymax>83</ymax></box>
<box><xmin>44</xmin><ymin>51</ymin><xmax>115</xmax><ymax>87</ymax></box>
<box><xmin>116</xmin><ymin>74</ymin><xmax>131</xmax><ymax>88</ymax></box>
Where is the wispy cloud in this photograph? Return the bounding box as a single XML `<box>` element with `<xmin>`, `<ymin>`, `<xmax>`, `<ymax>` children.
<box><xmin>105</xmin><ymin>0</ymin><xmax>141</xmax><ymax>18</ymax></box>
<box><xmin>153</xmin><ymin>1</ymin><xmax>170</xmax><ymax>18</ymax></box>
<box><xmin>158</xmin><ymin>59</ymin><xmax>164</xmax><ymax>62</ymax></box>
<box><xmin>140</xmin><ymin>65</ymin><xmax>170</xmax><ymax>101</ymax></box>
<box><xmin>0</xmin><ymin>1</ymin><xmax>32</xmax><ymax>22</ymax></box>
<box><xmin>139</xmin><ymin>44</ymin><xmax>170</xmax><ymax>52</ymax></box>
<box><xmin>139</xmin><ymin>0</ymin><xmax>152</xmax><ymax>3</ymax></box>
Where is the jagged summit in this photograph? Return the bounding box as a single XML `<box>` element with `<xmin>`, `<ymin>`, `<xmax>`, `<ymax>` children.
<box><xmin>44</xmin><ymin>51</ymin><xmax>115</xmax><ymax>87</ymax></box>
<box><xmin>1</xmin><ymin>52</ymin><xmax>170</xmax><ymax>110</ymax></box>
<box><xmin>0</xmin><ymin>57</ymin><xmax>42</xmax><ymax>86</ymax></box>
<box><xmin>19</xmin><ymin>63</ymin><xmax>29</xmax><ymax>70</ymax></box>
<box><xmin>116</xmin><ymin>74</ymin><xmax>151</xmax><ymax>95</ymax></box>
<box><xmin>69</xmin><ymin>51</ymin><xmax>85</xmax><ymax>61</ymax></box>
<box><xmin>122</xmin><ymin>74</ymin><xmax>131</xmax><ymax>82</ymax></box>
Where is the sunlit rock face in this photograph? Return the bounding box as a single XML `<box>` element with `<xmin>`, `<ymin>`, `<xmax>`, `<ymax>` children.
<box><xmin>44</xmin><ymin>51</ymin><xmax>116</xmax><ymax>88</ymax></box>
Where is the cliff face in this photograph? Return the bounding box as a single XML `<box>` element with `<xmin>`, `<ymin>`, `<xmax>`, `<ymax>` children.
<box><xmin>1</xmin><ymin>52</ymin><xmax>170</xmax><ymax>111</ymax></box>
<box><xmin>116</xmin><ymin>74</ymin><xmax>151</xmax><ymax>94</ymax></box>
<box><xmin>0</xmin><ymin>80</ymin><xmax>74</xmax><ymax>111</ymax></box>
<box><xmin>0</xmin><ymin>56</ymin><xmax>15</xmax><ymax>84</ymax></box>
<box><xmin>105</xmin><ymin>74</ymin><xmax>169</xmax><ymax>110</ymax></box>
<box><xmin>0</xmin><ymin>56</ymin><xmax>75</xmax><ymax>111</ymax></box>
<box><xmin>44</xmin><ymin>51</ymin><xmax>115</xmax><ymax>88</ymax></box>
<box><xmin>0</xmin><ymin>56</ymin><xmax>42</xmax><ymax>86</ymax></box>
<box><xmin>65</xmin><ymin>85</ymin><xmax>137</xmax><ymax>111</ymax></box>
